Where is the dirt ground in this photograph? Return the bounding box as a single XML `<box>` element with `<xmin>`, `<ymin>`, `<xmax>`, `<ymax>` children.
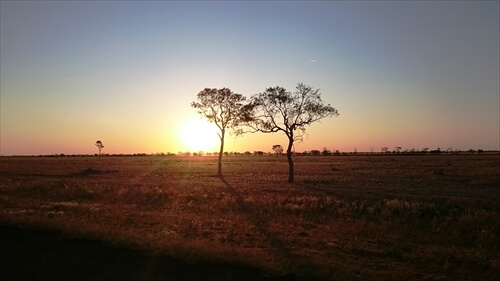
<box><xmin>1</xmin><ymin>154</ymin><xmax>499</xmax><ymax>280</ymax></box>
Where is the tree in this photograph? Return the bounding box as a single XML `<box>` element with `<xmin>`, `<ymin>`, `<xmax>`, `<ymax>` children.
<box><xmin>191</xmin><ymin>88</ymin><xmax>251</xmax><ymax>176</ymax></box>
<box><xmin>247</xmin><ymin>83</ymin><xmax>339</xmax><ymax>183</ymax></box>
<box><xmin>311</xmin><ymin>149</ymin><xmax>321</xmax><ymax>156</ymax></box>
<box><xmin>95</xmin><ymin>140</ymin><xmax>104</xmax><ymax>158</ymax></box>
<box><xmin>272</xmin><ymin>144</ymin><xmax>283</xmax><ymax>157</ymax></box>
<box><xmin>393</xmin><ymin>146</ymin><xmax>402</xmax><ymax>154</ymax></box>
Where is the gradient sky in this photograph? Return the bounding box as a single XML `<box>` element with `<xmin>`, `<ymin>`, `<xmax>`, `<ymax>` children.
<box><xmin>1</xmin><ymin>1</ymin><xmax>499</xmax><ymax>155</ymax></box>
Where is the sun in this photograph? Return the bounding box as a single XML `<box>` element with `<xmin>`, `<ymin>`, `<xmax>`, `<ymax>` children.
<box><xmin>178</xmin><ymin>119</ymin><xmax>220</xmax><ymax>153</ymax></box>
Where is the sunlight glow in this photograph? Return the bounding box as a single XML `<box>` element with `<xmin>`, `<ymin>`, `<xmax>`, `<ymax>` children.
<box><xmin>178</xmin><ymin>119</ymin><xmax>220</xmax><ymax>153</ymax></box>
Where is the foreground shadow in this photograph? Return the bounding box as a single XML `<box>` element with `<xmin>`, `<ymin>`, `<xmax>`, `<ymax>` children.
<box><xmin>218</xmin><ymin>175</ymin><xmax>324</xmax><ymax>280</ymax></box>
<box><xmin>0</xmin><ymin>224</ymin><xmax>289</xmax><ymax>281</ymax></box>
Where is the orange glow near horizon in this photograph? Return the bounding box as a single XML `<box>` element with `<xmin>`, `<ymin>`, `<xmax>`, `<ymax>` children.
<box><xmin>1</xmin><ymin>2</ymin><xmax>498</xmax><ymax>156</ymax></box>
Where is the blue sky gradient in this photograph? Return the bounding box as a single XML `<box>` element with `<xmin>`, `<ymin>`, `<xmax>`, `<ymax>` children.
<box><xmin>1</xmin><ymin>1</ymin><xmax>499</xmax><ymax>155</ymax></box>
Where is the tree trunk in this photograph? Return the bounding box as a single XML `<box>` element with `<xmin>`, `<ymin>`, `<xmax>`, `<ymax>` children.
<box><xmin>286</xmin><ymin>138</ymin><xmax>294</xmax><ymax>183</ymax></box>
<box><xmin>217</xmin><ymin>130</ymin><xmax>225</xmax><ymax>176</ymax></box>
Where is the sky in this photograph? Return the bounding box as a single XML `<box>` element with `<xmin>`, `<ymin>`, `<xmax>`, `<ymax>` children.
<box><xmin>1</xmin><ymin>1</ymin><xmax>499</xmax><ymax>155</ymax></box>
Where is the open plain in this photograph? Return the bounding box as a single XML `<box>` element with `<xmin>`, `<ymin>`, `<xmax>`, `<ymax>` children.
<box><xmin>1</xmin><ymin>154</ymin><xmax>499</xmax><ymax>280</ymax></box>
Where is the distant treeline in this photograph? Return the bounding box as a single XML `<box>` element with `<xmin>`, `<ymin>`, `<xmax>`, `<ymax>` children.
<box><xmin>4</xmin><ymin>148</ymin><xmax>497</xmax><ymax>157</ymax></box>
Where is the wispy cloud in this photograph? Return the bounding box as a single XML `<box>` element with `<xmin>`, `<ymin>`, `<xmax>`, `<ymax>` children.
<box><xmin>309</xmin><ymin>59</ymin><xmax>317</xmax><ymax>63</ymax></box>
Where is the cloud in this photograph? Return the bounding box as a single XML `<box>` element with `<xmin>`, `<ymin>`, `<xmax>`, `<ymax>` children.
<box><xmin>309</xmin><ymin>59</ymin><xmax>317</xmax><ymax>63</ymax></box>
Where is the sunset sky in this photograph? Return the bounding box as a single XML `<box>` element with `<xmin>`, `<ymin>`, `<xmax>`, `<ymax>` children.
<box><xmin>1</xmin><ymin>1</ymin><xmax>499</xmax><ymax>155</ymax></box>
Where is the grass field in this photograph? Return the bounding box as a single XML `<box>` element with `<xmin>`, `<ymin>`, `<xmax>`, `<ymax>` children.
<box><xmin>1</xmin><ymin>154</ymin><xmax>499</xmax><ymax>280</ymax></box>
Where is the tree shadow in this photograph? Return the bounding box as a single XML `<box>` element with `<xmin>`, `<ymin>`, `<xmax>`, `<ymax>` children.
<box><xmin>218</xmin><ymin>175</ymin><xmax>325</xmax><ymax>280</ymax></box>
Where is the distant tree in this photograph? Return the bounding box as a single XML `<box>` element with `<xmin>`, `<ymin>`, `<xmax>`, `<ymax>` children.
<box><xmin>246</xmin><ymin>83</ymin><xmax>339</xmax><ymax>183</ymax></box>
<box><xmin>322</xmin><ymin>147</ymin><xmax>331</xmax><ymax>156</ymax></box>
<box><xmin>95</xmin><ymin>140</ymin><xmax>104</xmax><ymax>158</ymax></box>
<box><xmin>430</xmin><ymin>147</ymin><xmax>442</xmax><ymax>154</ymax></box>
<box><xmin>272</xmin><ymin>144</ymin><xmax>284</xmax><ymax>157</ymax></box>
<box><xmin>381</xmin><ymin>147</ymin><xmax>389</xmax><ymax>154</ymax></box>
<box><xmin>309</xmin><ymin>149</ymin><xmax>321</xmax><ymax>156</ymax></box>
<box><xmin>191</xmin><ymin>88</ymin><xmax>252</xmax><ymax>176</ymax></box>
<box><xmin>393</xmin><ymin>146</ymin><xmax>402</xmax><ymax>154</ymax></box>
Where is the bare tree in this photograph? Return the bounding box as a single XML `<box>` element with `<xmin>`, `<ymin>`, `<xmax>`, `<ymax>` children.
<box><xmin>272</xmin><ymin>144</ymin><xmax>283</xmax><ymax>157</ymax></box>
<box><xmin>246</xmin><ymin>83</ymin><xmax>339</xmax><ymax>183</ymax></box>
<box><xmin>95</xmin><ymin>140</ymin><xmax>104</xmax><ymax>158</ymax></box>
<box><xmin>191</xmin><ymin>88</ymin><xmax>251</xmax><ymax>176</ymax></box>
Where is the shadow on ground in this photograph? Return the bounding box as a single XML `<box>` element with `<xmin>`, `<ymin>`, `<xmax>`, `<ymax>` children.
<box><xmin>0</xmin><ymin>224</ymin><xmax>294</xmax><ymax>281</ymax></box>
<box><xmin>218</xmin><ymin>176</ymin><xmax>327</xmax><ymax>280</ymax></box>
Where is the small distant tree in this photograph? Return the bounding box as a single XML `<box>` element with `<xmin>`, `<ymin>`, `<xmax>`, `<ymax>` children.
<box><xmin>95</xmin><ymin>140</ymin><xmax>104</xmax><ymax>158</ymax></box>
<box><xmin>191</xmin><ymin>88</ymin><xmax>252</xmax><ymax>176</ymax></box>
<box><xmin>246</xmin><ymin>83</ymin><xmax>339</xmax><ymax>183</ymax></box>
<box><xmin>272</xmin><ymin>144</ymin><xmax>284</xmax><ymax>157</ymax></box>
<box><xmin>311</xmin><ymin>149</ymin><xmax>321</xmax><ymax>156</ymax></box>
<box><xmin>381</xmin><ymin>147</ymin><xmax>389</xmax><ymax>154</ymax></box>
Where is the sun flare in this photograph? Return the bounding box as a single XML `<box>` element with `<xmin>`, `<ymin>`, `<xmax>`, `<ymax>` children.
<box><xmin>178</xmin><ymin>119</ymin><xmax>220</xmax><ymax>153</ymax></box>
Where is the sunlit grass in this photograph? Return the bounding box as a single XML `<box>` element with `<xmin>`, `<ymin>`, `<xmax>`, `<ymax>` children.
<box><xmin>1</xmin><ymin>154</ymin><xmax>499</xmax><ymax>280</ymax></box>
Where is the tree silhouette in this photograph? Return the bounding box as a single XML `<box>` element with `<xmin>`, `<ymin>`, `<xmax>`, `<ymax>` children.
<box><xmin>191</xmin><ymin>88</ymin><xmax>251</xmax><ymax>176</ymax></box>
<box><xmin>95</xmin><ymin>140</ymin><xmax>104</xmax><ymax>158</ymax></box>
<box><xmin>247</xmin><ymin>83</ymin><xmax>339</xmax><ymax>183</ymax></box>
<box><xmin>272</xmin><ymin>144</ymin><xmax>283</xmax><ymax>157</ymax></box>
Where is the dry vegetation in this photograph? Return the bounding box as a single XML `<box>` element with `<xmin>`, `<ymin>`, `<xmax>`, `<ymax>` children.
<box><xmin>1</xmin><ymin>154</ymin><xmax>499</xmax><ymax>280</ymax></box>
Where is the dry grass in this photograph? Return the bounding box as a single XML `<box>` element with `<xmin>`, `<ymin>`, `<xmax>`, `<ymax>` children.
<box><xmin>1</xmin><ymin>154</ymin><xmax>499</xmax><ymax>280</ymax></box>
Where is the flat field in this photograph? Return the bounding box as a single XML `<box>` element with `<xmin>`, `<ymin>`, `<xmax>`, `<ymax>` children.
<box><xmin>1</xmin><ymin>154</ymin><xmax>499</xmax><ymax>280</ymax></box>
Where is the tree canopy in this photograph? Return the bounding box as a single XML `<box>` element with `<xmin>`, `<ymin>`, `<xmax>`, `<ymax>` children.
<box><xmin>191</xmin><ymin>88</ymin><xmax>251</xmax><ymax>176</ymax></box>
<box><xmin>249</xmin><ymin>83</ymin><xmax>339</xmax><ymax>139</ymax></box>
<box><xmin>247</xmin><ymin>83</ymin><xmax>339</xmax><ymax>182</ymax></box>
<box><xmin>95</xmin><ymin>140</ymin><xmax>104</xmax><ymax>158</ymax></box>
